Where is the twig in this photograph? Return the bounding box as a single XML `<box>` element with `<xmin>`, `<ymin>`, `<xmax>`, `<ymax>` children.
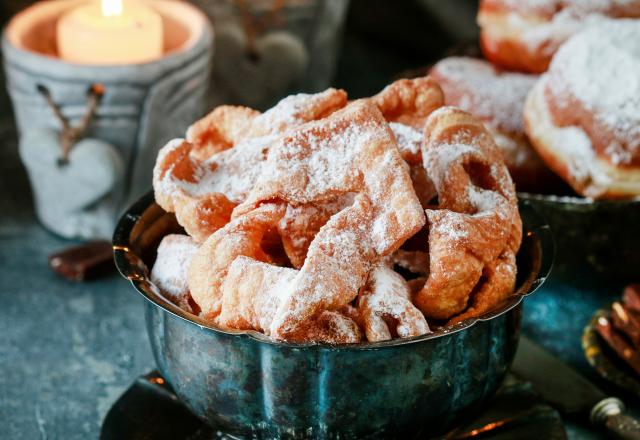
<box><xmin>36</xmin><ymin>83</ymin><xmax>104</xmax><ymax>166</ymax></box>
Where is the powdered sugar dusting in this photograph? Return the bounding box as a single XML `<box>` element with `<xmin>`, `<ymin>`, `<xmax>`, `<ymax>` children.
<box><xmin>256</xmin><ymin>118</ymin><xmax>380</xmax><ymax>202</ymax></box>
<box><xmin>500</xmin><ymin>0</ymin><xmax>639</xmax><ymax>15</ymax></box>
<box><xmin>431</xmin><ymin>57</ymin><xmax>537</xmax><ymax>134</ymax></box>
<box><xmin>525</xmin><ymin>78</ymin><xmax>631</xmax><ymax>196</ymax></box>
<box><xmin>151</xmin><ymin>234</ymin><xmax>199</xmax><ymax>310</ymax></box>
<box><xmin>430</xmin><ymin>212</ymin><xmax>470</xmax><ymax>242</ymax></box>
<box><xmin>157</xmin><ymin>134</ymin><xmax>274</xmax><ymax>204</ymax></box>
<box><xmin>244</xmin><ymin>88</ymin><xmax>346</xmax><ymax>136</ymax></box>
<box><xmin>547</xmin><ymin>19</ymin><xmax>640</xmax><ymax>164</ymax></box>
<box><xmin>506</xmin><ymin>9</ymin><xmax>609</xmax><ymax>56</ymax></box>
<box><xmin>389</xmin><ymin>122</ymin><xmax>423</xmax><ymax>158</ymax></box>
<box><xmin>362</xmin><ymin>265</ymin><xmax>430</xmax><ymax>339</ymax></box>
<box><xmin>424</xmin><ymin>141</ymin><xmax>477</xmax><ymax>187</ymax></box>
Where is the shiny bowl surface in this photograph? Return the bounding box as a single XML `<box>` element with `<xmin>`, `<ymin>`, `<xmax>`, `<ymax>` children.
<box><xmin>114</xmin><ymin>191</ymin><xmax>552</xmax><ymax>439</ymax></box>
<box><xmin>518</xmin><ymin>193</ymin><xmax>640</xmax><ymax>285</ymax></box>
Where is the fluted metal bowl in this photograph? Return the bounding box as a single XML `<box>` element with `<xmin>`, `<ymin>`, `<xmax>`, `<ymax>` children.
<box><xmin>518</xmin><ymin>193</ymin><xmax>640</xmax><ymax>286</ymax></box>
<box><xmin>113</xmin><ymin>191</ymin><xmax>552</xmax><ymax>439</ymax></box>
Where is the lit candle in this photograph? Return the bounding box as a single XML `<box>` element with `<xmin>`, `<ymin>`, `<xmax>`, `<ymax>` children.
<box><xmin>57</xmin><ymin>0</ymin><xmax>163</xmax><ymax>65</ymax></box>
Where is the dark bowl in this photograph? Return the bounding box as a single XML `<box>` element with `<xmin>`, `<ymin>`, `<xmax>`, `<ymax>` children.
<box><xmin>518</xmin><ymin>193</ymin><xmax>640</xmax><ymax>286</ymax></box>
<box><xmin>113</xmin><ymin>191</ymin><xmax>552</xmax><ymax>439</ymax></box>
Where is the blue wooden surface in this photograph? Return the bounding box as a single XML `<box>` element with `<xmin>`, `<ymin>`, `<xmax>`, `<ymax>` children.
<box><xmin>0</xmin><ymin>133</ymin><xmax>154</xmax><ymax>438</ymax></box>
<box><xmin>523</xmin><ymin>284</ymin><xmax>618</xmax><ymax>439</ymax></box>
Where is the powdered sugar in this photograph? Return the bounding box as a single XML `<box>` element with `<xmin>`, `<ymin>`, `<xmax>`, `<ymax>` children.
<box><xmin>150</xmin><ymin>234</ymin><xmax>199</xmax><ymax>309</ymax></box>
<box><xmin>255</xmin><ymin>117</ymin><xmax>381</xmax><ymax>203</ymax></box>
<box><xmin>468</xmin><ymin>186</ymin><xmax>504</xmax><ymax>214</ymax></box>
<box><xmin>389</xmin><ymin>122</ymin><xmax>423</xmax><ymax>158</ymax></box>
<box><xmin>507</xmin><ymin>9</ymin><xmax>609</xmax><ymax>55</ymax></box>
<box><xmin>486</xmin><ymin>0</ymin><xmax>640</xmax><ymax>64</ymax></box>
<box><xmin>424</xmin><ymin>141</ymin><xmax>477</xmax><ymax>186</ymax></box>
<box><xmin>546</xmin><ymin>19</ymin><xmax>640</xmax><ymax>163</ymax></box>
<box><xmin>430</xmin><ymin>212</ymin><xmax>471</xmax><ymax>242</ymax></box>
<box><xmin>253</xmin><ymin>90</ymin><xmax>335</xmax><ymax>128</ymax></box>
<box><xmin>499</xmin><ymin>0</ymin><xmax>639</xmax><ymax>16</ymax></box>
<box><xmin>158</xmin><ymin>134</ymin><xmax>274</xmax><ymax>204</ymax></box>
<box><xmin>353</xmin><ymin>264</ymin><xmax>431</xmax><ymax>341</ymax></box>
<box><xmin>526</xmin><ymin>78</ymin><xmax>620</xmax><ymax>196</ymax></box>
<box><xmin>431</xmin><ymin>57</ymin><xmax>537</xmax><ymax>134</ymax></box>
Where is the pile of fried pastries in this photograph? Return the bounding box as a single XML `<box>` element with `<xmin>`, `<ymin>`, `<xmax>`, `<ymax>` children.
<box><xmin>150</xmin><ymin>77</ymin><xmax>522</xmax><ymax>344</ymax></box>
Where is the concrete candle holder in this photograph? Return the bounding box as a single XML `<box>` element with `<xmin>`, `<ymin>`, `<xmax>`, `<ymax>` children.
<box><xmin>2</xmin><ymin>0</ymin><xmax>213</xmax><ymax>239</ymax></box>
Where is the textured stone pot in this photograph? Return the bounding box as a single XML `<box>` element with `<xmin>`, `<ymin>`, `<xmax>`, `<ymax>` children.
<box><xmin>3</xmin><ymin>0</ymin><xmax>213</xmax><ymax>239</ymax></box>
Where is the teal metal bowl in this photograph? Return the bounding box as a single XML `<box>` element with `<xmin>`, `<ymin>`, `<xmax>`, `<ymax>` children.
<box><xmin>113</xmin><ymin>192</ymin><xmax>552</xmax><ymax>439</ymax></box>
<box><xmin>518</xmin><ymin>193</ymin><xmax>640</xmax><ymax>286</ymax></box>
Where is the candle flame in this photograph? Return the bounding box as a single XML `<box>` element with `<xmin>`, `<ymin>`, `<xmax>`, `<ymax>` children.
<box><xmin>101</xmin><ymin>0</ymin><xmax>123</xmax><ymax>17</ymax></box>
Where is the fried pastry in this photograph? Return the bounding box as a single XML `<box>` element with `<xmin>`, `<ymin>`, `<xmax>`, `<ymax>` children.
<box><xmin>430</xmin><ymin>57</ymin><xmax>562</xmax><ymax>193</ymax></box>
<box><xmin>187</xmin><ymin>88</ymin><xmax>347</xmax><ymax>159</ymax></box>
<box><xmin>414</xmin><ymin>107</ymin><xmax>521</xmax><ymax>322</ymax></box>
<box><xmin>150</xmin><ymin>234</ymin><xmax>199</xmax><ymax>313</ymax></box>
<box><xmin>233</xmin><ymin>101</ymin><xmax>425</xmax><ymax>341</ymax></box>
<box><xmin>477</xmin><ymin>0</ymin><xmax>640</xmax><ymax>73</ymax></box>
<box><xmin>188</xmin><ymin>203</ymin><xmax>286</xmax><ymax>319</ymax></box>
<box><xmin>153</xmin><ymin>89</ymin><xmax>348</xmax><ymax>242</ymax></box>
<box><xmin>524</xmin><ymin>20</ymin><xmax>640</xmax><ymax>199</ymax></box>
<box><xmin>218</xmin><ymin>257</ymin><xmax>362</xmax><ymax>343</ymax></box>
<box><xmin>150</xmin><ymin>76</ymin><xmax>523</xmax><ymax>344</ymax></box>
<box><xmin>358</xmin><ymin>264</ymin><xmax>430</xmax><ymax>342</ymax></box>
<box><xmin>371</xmin><ymin>77</ymin><xmax>445</xmax><ymax>133</ymax></box>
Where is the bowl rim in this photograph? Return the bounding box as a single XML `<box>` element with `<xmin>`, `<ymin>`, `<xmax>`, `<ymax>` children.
<box><xmin>517</xmin><ymin>191</ymin><xmax>640</xmax><ymax>206</ymax></box>
<box><xmin>113</xmin><ymin>191</ymin><xmax>554</xmax><ymax>351</ymax></box>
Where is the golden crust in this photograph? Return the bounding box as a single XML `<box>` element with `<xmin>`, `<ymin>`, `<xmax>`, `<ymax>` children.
<box><xmin>429</xmin><ymin>57</ymin><xmax>563</xmax><ymax>192</ymax></box>
<box><xmin>414</xmin><ymin>107</ymin><xmax>521</xmax><ymax>321</ymax></box>
<box><xmin>188</xmin><ymin>203</ymin><xmax>285</xmax><ymax>319</ymax></box>
<box><xmin>358</xmin><ymin>264</ymin><xmax>430</xmax><ymax>342</ymax></box>
<box><xmin>524</xmin><ymin>79</ymin><xmax>640</xmax><ymax>199</ymax></box>
<box><xmin>371</xmin><ymin>77</ymin><xmax>445</xmax><ymax>134</ymax></box>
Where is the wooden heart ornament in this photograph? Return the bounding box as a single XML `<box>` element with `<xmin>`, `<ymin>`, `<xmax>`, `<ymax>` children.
<box><xmin>214</xmin><ymin>24</ymin><xmax>309</xmax><ymax>109</ymax></box>
<box><xmin>19</xmin><ymin>128</ymin><xmax>125</xmax><ymax>239</ymax></box>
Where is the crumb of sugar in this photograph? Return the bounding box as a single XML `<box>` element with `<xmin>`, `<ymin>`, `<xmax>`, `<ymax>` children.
<box><xmin>468</xmin><ymin>186</ymin><xmax>502</xmax><ymax>213</ymax></box>
<box><xmin>363</xmin><ymin>266</ymin><xmax>430</xmax><ymax>337</ymax></box>
<box><xmin>424</xmin><ymin>141</ymin><xmax>477</xmax><ymax>186</ymax></box>
<box><xmin>255</xmin><ymin>115</ymin><xmax>384</xmax><ymax>203</ymax></box>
